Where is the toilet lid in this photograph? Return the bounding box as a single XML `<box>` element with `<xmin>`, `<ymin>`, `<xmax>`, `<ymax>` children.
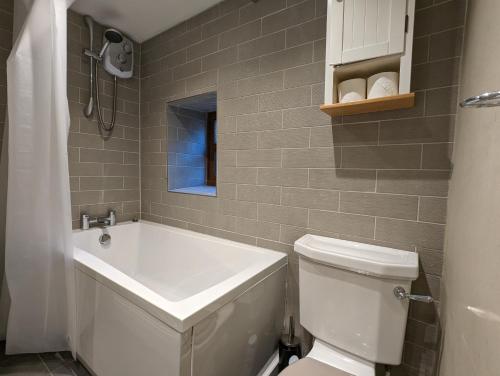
<box><xmin>279</xmin><ymin>358</ymin><xmax>354</xmax><ymax>376</ymax></box>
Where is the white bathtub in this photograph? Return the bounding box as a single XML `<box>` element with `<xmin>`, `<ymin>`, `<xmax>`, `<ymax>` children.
<box><xmin>73</xmin><ymin>221</ymin><xmax>287</xmax><ymax>376</ymax></box>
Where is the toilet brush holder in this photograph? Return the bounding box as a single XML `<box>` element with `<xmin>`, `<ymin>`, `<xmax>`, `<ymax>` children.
<box><xmin>278</xmin><ymin>316</ymin><xmax>301</xmax><ymax>371</ymax></box>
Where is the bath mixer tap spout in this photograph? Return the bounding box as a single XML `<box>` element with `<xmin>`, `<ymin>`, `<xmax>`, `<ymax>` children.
<box><xmin>81</xmin><ymin>210</ymin><xmax>116</xmax><ymax>230</ymax></box>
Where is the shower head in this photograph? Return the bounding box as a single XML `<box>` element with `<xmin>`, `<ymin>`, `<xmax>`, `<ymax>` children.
<box><xmin>104</xmin><ymin>28</ymin><xmax>123</xmax><ymax>44</ymax></box>
<box><xmin>98</xmin><ymin>28</ymin><xmax>124</xmax><ymax>59</ymax></box>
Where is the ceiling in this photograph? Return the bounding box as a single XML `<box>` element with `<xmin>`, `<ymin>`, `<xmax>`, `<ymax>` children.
<box><xmin>70</xmin><ymin>0</ymin><xmax>222</xmax><ymax>43</ymax></box>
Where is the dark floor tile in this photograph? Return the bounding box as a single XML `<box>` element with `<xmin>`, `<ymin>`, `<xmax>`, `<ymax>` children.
<box><xmin>49</xmin><ymin>364</ymin><xmax>76</xmax><ymax>376</ymax></box>
<box><xmin>0</xmin><ymin>341</ymin><xmax>49</xmax><ymax>375</ymax></box>
<box><xmin>1</xmin><ymin>342</ymin><xmax>91</xmax><ymax>376</ymax></box>
<box><xmin>65</xmin><ymin>362</ymin><xmax>92</xmax><ymax>376</ymax></box>
<box><xmin>0</xmin><ymin>355</ymin><xmax>49</xmax><ymax>375</ymax></box>
<box><xmin>39</xmin><ymin>352</ymin><xmax>91</xmax><ymax>376</ymax></box>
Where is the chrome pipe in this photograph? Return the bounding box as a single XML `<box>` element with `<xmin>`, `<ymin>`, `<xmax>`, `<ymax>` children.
<box><xmin>83</xmin><ymin>15</ymin><xmax>94</xmax><ymax>118</ymax></box>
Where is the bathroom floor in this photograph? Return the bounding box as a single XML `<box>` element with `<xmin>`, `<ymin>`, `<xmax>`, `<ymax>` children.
<box><xmin>0</xmin><ymin>342</ymin><xmax>91</xmax><ymax>375</ymax></box>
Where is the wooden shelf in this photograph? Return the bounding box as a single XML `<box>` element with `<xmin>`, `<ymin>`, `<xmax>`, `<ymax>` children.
<box><xmin>320</xmin><ymin>93</ymin><xmax>415</xmax><ymax>117</ymax></box>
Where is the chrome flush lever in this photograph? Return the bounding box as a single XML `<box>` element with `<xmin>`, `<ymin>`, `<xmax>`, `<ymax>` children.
<box><xmin>393</xmin><ymin>286</ymin><xmax>434</xmax><ymax>303</ymax></box>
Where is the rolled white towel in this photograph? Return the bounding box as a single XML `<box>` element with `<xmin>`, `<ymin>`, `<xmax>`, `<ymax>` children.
<box><xmin>367</xmin><ymin>72</ymin><xmax>399</xmax><ymax>99</ymax></box>
<box><xmin>338</xmin><ymin>78</ymin><xmax>366</xmax><ymax>103</ymax></box>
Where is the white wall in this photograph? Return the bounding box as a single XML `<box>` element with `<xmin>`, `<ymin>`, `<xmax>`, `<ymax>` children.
<box><xmin>440</xmin><ymin>1</ymin><xmax>500</xmax><ymax>375</ymax></box>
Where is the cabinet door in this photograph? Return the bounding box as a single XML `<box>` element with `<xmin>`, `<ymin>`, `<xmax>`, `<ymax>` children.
<box><xmin>340</xmin><ymin>0</ymin><xmax>407</xmax><ymax>64</ymax></box>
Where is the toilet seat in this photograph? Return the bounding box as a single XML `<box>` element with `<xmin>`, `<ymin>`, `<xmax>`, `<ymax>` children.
<box><xmin>279</xmin><ymin>339</ymin><xmax>375</xmax><ymax>376</ymax></box>
<box><xmin>279</xmin><ymin>358</ymin><xmax>353</xmax><ymax>376</ymax></box>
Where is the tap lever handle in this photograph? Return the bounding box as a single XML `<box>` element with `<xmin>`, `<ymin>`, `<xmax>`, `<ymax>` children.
<box><xmin>393</xmin><ymin>286</ymin><xmax>433</xmax><ymax>303</ymax></box>
<box><xmin>108</xmin><ymin>210</ymin><xmax>116</xmax><ymax>226</ymax></box>
<box><xmin>81</xmin><ymin>213</ymin><xmax>90</xmax><ymax>230</ymax></box>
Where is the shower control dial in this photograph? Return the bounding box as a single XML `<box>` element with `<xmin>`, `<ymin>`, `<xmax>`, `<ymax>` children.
<box><xmin>102</xmin><ymin>34</ymin><xmax>134</xmax><ymax>79</ymax></box>
<box><xmin>123</xmin><ymin>42</ymin><xmax>132</xmax><ymax>54</ymax></box>
<box><xmin>117</xmin><ymin>53</ymin><xmax>127</xmax><ymax>64</ymax></box>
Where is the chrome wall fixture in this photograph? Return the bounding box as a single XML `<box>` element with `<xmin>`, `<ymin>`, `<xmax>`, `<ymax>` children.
<box><xmin>460</xmin><ymin>91</ymin><xmax>500</xmax><ymax>108</ymax></box>
<box><xmin>83</xmin><ymin>16</ymin><xmax>134</xmax><ymax>138</ymax></box>
<box><xmin>393</xmin><ymin>286</ymin><xmax>434</xmax><ymax>303</ymax></box>
<box><xmin>83</xmin><ymin>15</ymin><xmax>95</xmax><ymax>118</ymax></box>
<box><xmin>81</xmin><ymin>210</ymin><xmax>116</xmax><ymax>230</ymax></box>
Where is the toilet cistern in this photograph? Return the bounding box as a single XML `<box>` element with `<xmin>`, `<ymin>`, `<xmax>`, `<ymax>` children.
<box><xmin>286</xmin><ymin>234</ymin><xmax>430</xmax><ymax>376</ymax></box>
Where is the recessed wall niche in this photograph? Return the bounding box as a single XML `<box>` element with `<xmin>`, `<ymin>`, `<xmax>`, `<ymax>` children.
<box><xmin>167</xmin><ymin>92</ymin><xmax>217</xmax><ymax>197</ymax></box>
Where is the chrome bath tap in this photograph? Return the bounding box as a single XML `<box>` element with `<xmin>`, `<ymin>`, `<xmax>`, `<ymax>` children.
<box><xmin>81</xmin><ymin>210</ymin><xmax>116</xmax><ymax>230</ymax></box>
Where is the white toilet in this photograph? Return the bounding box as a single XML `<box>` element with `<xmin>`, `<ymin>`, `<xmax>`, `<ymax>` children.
<box><xmin>280</xmin><ymin>234</ymin><xmax>421</xmax><ymax>376</ymax></box>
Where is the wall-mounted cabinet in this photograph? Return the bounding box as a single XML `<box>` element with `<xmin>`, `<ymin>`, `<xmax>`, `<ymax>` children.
<box><xmin>323</xmin><ymin>0</ymin><xmax>416</xmax><ymax>117</ymax></box>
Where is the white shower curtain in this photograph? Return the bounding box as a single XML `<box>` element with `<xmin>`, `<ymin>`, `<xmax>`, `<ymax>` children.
<box><xmin>2</xmin><ymin>0</ymin><xmax>76</xmax><ymax>354</ymax></box>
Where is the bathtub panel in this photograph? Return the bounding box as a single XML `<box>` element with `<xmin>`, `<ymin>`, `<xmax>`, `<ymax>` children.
<box><xmin>191</xmin><ymin>266</ymin><xmax>286</xmax><ymax>376</ymax></box>
<box><xmin>74</xmin><ymin>221</ymin><xmax>287</xmax><ymax>332</ymax></box>
<box><xmin>76</xmin><ymin>270</ymin><xmax>190</xmax><ymax>376</ymax></box>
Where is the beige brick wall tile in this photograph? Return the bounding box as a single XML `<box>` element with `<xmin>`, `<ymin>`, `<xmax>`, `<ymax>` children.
<box><xmin>425</xmin><ymin>87</ymin><xmax>458</xmax><ymax>116</ymax></box>
<box><xmin>284</xmin><ymin>61</ymin><xmax>324</xmax><ymax>89</ymax></box>
<box><xmin>235</xmin><ymin>218</ymin><xmax>281</xmax><ymax>241</ymax></box>
<box><xmin>202</xmin><ymin>11</ymin><xmax>238</xmax><ymax>39</ymax></box>
<box><xmin>238</xmin><ymin>31</ymin><xmax>286</xmax><ymax>61</ymax></box>
<box><xmin>187</xmin><ymin>36</ymin><xmax>218</xmax><ymax>61</ymax></box>
<box><xmin>377</xmin><ymin>170</ymin><xmax>450</xmax><ymax>197</ymax></box>
<box><xmin>279</xmin><ymin>225</ymin><xmax>309</xmax><ymax>246</ymax></box>
<box><xmin>257</xmin><ymin>128</ymin><xmax>309</xmax><ymax>149</ymax></box>
<box><xmin>331</xmin><ymin>122</ymin><xmax>379</xmax><ymax>146</ymax></box>
<box><xmin>309</xmin><ymin>210</ymin><xmax>375</xmax><ymax>238</ymax></box>
<box><xmin>419</xmin><ymin>197</ymin><xmax>447</xmax><ymax>224</ymax></box>
<box><xmin>219</xmin><ymin>167</ymin><xmax>258</xmax><ymax>184</ymax></box>
<box><xmin>173</xmin><ymin>59</ymin><xmax>202</xmax><ymax>80</ymax></box>
<box><xmin>342</xmin><ymin>145</ymin><xmax>422</xmax><ymax>169</ymax></box>
<box><xmin>80</xmin><ymin>148</ymin><xmax>123</xmax><ymax>164</ymax></box>
<box><xmin>309</xmin><ymin>169</ymin><xmax>376</xmax><ymax>192</ymax></box>
<box><xmin>259</xmin><ymin>86</ymin><xmax>311</xmax><ymax>111</ymax></box>
<box><xmin>80</xmin><ymin>177</ymin><xmax>123</xmax><ymax>191</ymax></box>
<box><xmin>283</xmin><ymin>147</ymin><xmax>338</xmax><ymax>168</ymax></box>
<box><xmin>237</xmin><ymin>111</ymin><xmax>283</xmax><ymax>132</ymax></box>
<box><xmin>236</xmin><ymin>149</ymin><xmax>282</xmax><ymax>167</ymax></box>
<box><xmin>186</xmin><ymin>70</ymin><xmax>218</xmax><ymax>93</ymax></box>
<box><xmin>286</xmin><ymin>16</ymin><xmax>326</xmax><ymax>48</ymax></box>
<box><xmin>376</xmin><ymin>218</ymin><xmax>445</xmax><ymax>250</ymax></box>
<box><xmin>239</xmin><ymin>0</ymin><xmax>286</xmax><ymax>24</ymax></box>
<box><xmin>202</xmin><ymin>46</ymin><xmax>237</xmax><ymax>71</ymax></box>
<box><xmin>261</xmin><ymin>0</ymin><xmax>315</xmax><ymax>35</ymax></box>
<box><xmin>412</xmin><ymin>57</ymin><xmax>461</xmax><ymax>91</ymax></box>
<box><xmin>237</xmin><ymin>184</ymin><xmax>281</xmax><ymax>204</ymax></box>
<box><xmin>282</xmin><ymin>187</ymin><xmax>339</xmax><ymax>210</ymax></box>
<box><xmin>220</xmin><ymin>20</ymin><xmax>261</xmax><ymax>49</ymax></box>
<box><xmin>219</xmin><ymin>58</ymin><xmax>260</xmax><ymax>83</ymax></box>
<box><xmin>257</xmin><ymin>167</ymin><xmax>308</xmax><ymax>187</ymax></box>
<box><xmin>258</xmin><ymin>203</ymin><xmax>308</xmax><ymax>227</ymax></box>
<box><xmin>219</xmin><ymin>132</ymin><xmax>258</xmax><ymax>150</ymax></box>
<box><xmin>340</xmin><ymin>192</ymin><xmax>419</xmax><ymax>220</ymax></box>
<box><xmin>238</xmin><ymin>71</ymin><xmax>284</xmax><ymax>96</ymax></box>
<box><xmin>417</xmin><ymin>248</ymin><xmax>444</xmax><ymax>277</ymax></box>
<box><xmin>422</xmin><ymin>143</ymin><xmax>453</xmax><ymax>169</ymax></box>
<box><xmin>260</xmin><ymin>43</ymin><xmax>313</xmax><ymax>74</ymax></box>
<box><xmin>380</xmin><ymin>116</ymin><xmax>454</xmax><ymax>144</ymax></box>
<box><xmin>283</xmin><ymin>106</ymin><xmax>331</xmax><ymax>128</ymax></box>
<box><xmin>220</xmin><ymin>95</ymin><xmax>259</xmax><ymax>116</ymax></box>
<box><xmin>219</xmin><ymin>199</ymin><xmax>258</xmax><ymax>219</ymax></box>
<box><xmin>103</xmin><ymin>189</ymin><xmax>140</xmax><ymax>203</ymax></box>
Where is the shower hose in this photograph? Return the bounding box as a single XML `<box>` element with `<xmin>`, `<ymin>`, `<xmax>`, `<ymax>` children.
<box><xmin>94</xmin><ymin>62</ymin><xmax>118</xmax><ymax>139</ymax></box>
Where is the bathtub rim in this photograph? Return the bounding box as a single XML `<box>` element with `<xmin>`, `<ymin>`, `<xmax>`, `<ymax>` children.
<box><xmin>73</xmin><ymin>220</ymin><xmax>288</xmax><ymax>333</ymax></box>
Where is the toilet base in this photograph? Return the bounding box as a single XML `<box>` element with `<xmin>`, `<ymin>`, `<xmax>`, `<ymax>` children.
<box><xmin>306</xmin><ymin>339</ymin><xmax>375</xmax><ymax>376</ymax></box>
